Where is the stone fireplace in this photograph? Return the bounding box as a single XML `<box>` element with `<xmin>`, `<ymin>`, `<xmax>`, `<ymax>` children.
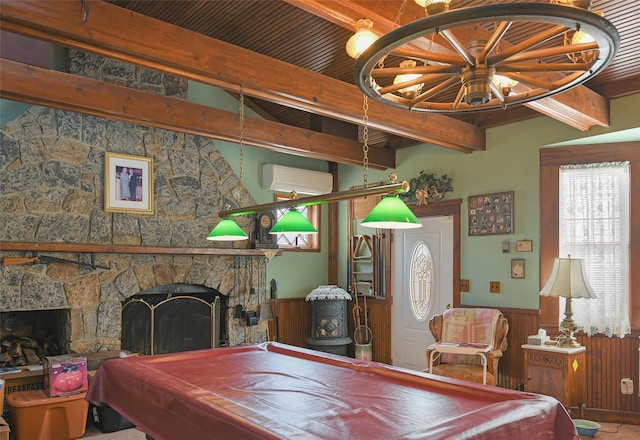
<box><xmin>0</xmin><ymin>50</ymin><xmax>272</xmax><ymax>360</ymax></box>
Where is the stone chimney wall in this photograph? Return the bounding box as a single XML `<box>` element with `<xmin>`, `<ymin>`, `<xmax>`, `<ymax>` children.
<box><xmin>0</xmin><ymin>50</ymin><xmax>266</xmax><ymax>352</ymax></box>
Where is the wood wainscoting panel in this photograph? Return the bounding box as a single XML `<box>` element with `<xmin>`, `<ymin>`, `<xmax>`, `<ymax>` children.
<box><xmin>271</xmin><ymin>298</ymin><xmax>309</xmax><ymax>348</ymax></box>
<box><xmin>496</xmin><ymin>308</ymin><xmax>540</xmax><ymax>390</ymax></box>
<box><xmin>576</xmin><ymin>332</ymin><xmax>640</xmax><ymax>418</ymax></box>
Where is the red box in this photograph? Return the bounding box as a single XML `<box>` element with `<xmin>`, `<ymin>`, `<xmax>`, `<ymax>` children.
<box><xmin>43</xmin><ymin>355</ymin><xmax>88</xmax><ymax>397</ymax></box>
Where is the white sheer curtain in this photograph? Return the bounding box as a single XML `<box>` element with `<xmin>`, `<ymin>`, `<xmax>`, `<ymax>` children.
<box><xmin>559</xmin><ymin>162</ymin><xmax>630</xmax><ymax>337</ymax></box>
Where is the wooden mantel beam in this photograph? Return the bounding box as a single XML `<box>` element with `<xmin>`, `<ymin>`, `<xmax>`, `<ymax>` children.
<box><xmin>0</xmin><ymin>0</ymin><xmax>485</xmax><ymax>154</ymax></box>
<box><xmin>290</xmin><ymin>0</ymin><xmax>609</xmax><ymax>131</ymax></box>
<box><xmin>0</xmin><ymin>59</ymin><xmax>396</xmax><ymax>169</ymax></box>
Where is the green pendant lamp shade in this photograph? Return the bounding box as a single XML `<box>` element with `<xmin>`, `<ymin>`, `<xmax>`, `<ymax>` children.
<box><xmin>270</xmin><ymin>208</ymin><xmax>318</xmax><ymax>234</ymax></box>
<box><xmin>361</xmin><ymin>196</ymin><xmax>421</xmax><ymax>229</ymax></box>
<box><xmin>206</xmin><ymin>218</ymin><xmax>249</xmax><ymax>241</ymax></box>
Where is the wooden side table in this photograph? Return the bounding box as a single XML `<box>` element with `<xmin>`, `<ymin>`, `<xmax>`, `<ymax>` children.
<box><xmin>522</xmin><ymin>344</ymin><xmax>587</xmax><ymax>410</ymax></box>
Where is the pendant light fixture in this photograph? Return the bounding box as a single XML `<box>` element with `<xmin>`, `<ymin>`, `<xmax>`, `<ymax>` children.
<box><xmin>206</xmin><ymin>87</ymin><xmax>249</xmax><ymax>241</ymax></box>
<box><xmin>361</xmin><ymin>195</ymin><xmax>421</xmax><ymax>229</ymax></box>
<box><xmin>359</xmin><ymin>95</ymin><xmax>421</xmax><ymax>230</ymax></box>
<box><xmin>206</xmin><ymin>216</ymin><xmax>249</xmax><ymax>241</ymax></box>
<box><xmin>269</xmin><ymin>207</ymin><xmax>318</xmax><ymax>235</ymax></box>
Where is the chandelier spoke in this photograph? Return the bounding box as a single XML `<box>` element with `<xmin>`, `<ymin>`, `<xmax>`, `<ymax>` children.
<box><xmin>379</xmin><ymin>73</ymin><xmax>452</xmax><ymax>96</ymax></box>
<box><xmin>409</xmin><ymin>76</ymin><xmax>460</xmax><ymax>107</ymax></box>
<box><xmin>490</xmin><ymin>25</ymin><xmax>568</xmax><ymax>65</ymax></box>
<box><xmin>440</xmin><ymin>28</ymin><xmax>475</xmax><ymax>66</ymax></box>
<box><xmin>476</xmin><ymin>21</ymin><xmax>512</xmax><ymax>63</ymax></box>
<box><xmin>501</xmin><ymin>62</ymin><xmax>590</xmax><ymax>73</ymax></box>
<box><xmin>372</xmin><ymin>64</ymin><xmax>457</xmax><ymax>77</ymax></box>
<box><xmin>391</xmin><ymin>46</ymin><xmax>466</xmax><ymax>66</ymax></box>
<box><xmin>493</xmin><ymin>42</ymin><xmax>598</xmax><ymax>66</ymax></box>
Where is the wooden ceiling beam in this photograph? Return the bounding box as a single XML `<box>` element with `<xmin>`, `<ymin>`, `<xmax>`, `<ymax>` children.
<box><xmin>292</xmin><ymin>0</ymin><xmax>611</xmax><ymax>131</ymax></box>
<box><xmin>0</xmin><ymin>58</ymin><xmax>396</xmax><ymax>169</ymax></box>
<box><xmin>0</xmin><ymin>0</ymin><xmax>485</xmax><ymax>154</ymax></box>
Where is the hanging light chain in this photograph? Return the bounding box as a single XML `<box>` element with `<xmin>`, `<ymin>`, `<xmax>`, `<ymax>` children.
<box><xmin>362</xmin><ymin>94</ymin><xmax>369</xmax><ymax>188</ymax></box>
<box><xmin>393</xmin><ymin>0</ymin><xmax>408</xmax><ymax>29</ymax></box>
<box><xmin>239</xmin><ymin>85</ymin><xmax>245</xmax><ymax>179</ymax></box>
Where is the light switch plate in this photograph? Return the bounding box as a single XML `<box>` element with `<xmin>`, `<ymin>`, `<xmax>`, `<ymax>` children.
<box><xmin>460</xmin><ymin>279</ymin><xmax>470</xmax><ymax>292</ymax></box>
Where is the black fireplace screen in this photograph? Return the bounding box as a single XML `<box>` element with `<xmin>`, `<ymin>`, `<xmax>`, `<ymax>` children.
<box><xmin>121</xmin><ymin>284</ymin><xmax>225</xmax><ymax>355</ymax></box>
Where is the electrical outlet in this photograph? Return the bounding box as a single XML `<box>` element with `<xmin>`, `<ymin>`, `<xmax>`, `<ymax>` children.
<box><xmin>621</xmin><ymin>378</ymin><xmax>633</xmax><ymax>395</ymax></box>
<box><xmin>460</xmin><ymin>279</ymin><xmax>470</xmax><ymax>292</ymax></box>
<box><xmin>490</xmin><ymin>281</ymin><xmax>501</xmax><ymax>293</ymax></box>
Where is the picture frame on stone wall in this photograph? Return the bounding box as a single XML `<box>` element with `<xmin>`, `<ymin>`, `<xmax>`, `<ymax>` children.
<box><xmin>105</xmin><ymin>152</ymin><xmax>154</xmax><ymax>214</ymax></box>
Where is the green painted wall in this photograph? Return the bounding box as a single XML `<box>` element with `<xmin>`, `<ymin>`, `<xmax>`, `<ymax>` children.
<box><xmin>336</xmin><ymin>94</ymin><xmax>640</xmax><ymax>309</ymax></box>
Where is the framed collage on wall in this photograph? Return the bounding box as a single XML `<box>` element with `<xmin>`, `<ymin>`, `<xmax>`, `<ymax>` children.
<box><xmin>468</xmin><ymin>191</ymin><xmax>513</xmax><ymax>236</ymax></box>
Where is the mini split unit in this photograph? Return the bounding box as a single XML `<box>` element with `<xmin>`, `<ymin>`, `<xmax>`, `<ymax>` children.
<box><xmin>261</xmin><ymin>164</ymin><xmax>333</xmax><ymax>196</ymax></box>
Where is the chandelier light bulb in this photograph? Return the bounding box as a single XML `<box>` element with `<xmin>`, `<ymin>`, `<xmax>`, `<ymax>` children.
<box><xmin>415</xmin><ymin>0</ymin><xmax>452</xmax><ymax>15</ymax></box>
<box><xmin>492</xmin><ymin>74</ymin><xmax>519</xmax><ymax>96</ymax></box>
<box><xmin>393</xmin><ymin>60</ymin><xmax>423</xmax><ymax>98</ymax></box>
<box><xmin>346</xmin><ymin>19</ymin><xmax>379</xmax><ymax>59</ymax></box>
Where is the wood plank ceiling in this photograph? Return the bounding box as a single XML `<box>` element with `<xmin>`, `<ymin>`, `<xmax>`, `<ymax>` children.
<box><xmin>1</xmin><ymin>0</ymin><xmax>639</xmax><ymax>167</ymax></box>
<box><xmin>105</xmin><ymin>0</ymin><xmax>639</xmax><ymax>136</ymax></box>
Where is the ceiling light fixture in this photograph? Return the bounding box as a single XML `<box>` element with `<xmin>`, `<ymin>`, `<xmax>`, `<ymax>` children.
<box><xmin>206</xmin><ymin>216</ymin><xmax>248</xmax><ymax>241</ymax></box>
<box><xmin>269</xmin><ymin>207</ymin><xmax>318</xmax><ymax>235</ymax></box>
<box><xmin>358</xmin><ymin>94</ymin><xmax>420</xmax><ymax>230</ymax></box>
<box><xmin>346</xmin><ymin>19</ymin><xmax>379</xmax><ymax>59</ymax></box>
<box><xmin>352</xmin><ymin>2</ymin><xmax>619</xmax><ymax>113</ymax></box>
<box><xmin>207</xmin><ymin>86</ymin><xmax>249</xmax><ymax>241</ymax></box>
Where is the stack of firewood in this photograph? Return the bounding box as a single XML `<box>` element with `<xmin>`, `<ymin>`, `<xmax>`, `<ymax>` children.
<box><xmin>0</xmin><ymin>335</ymin><xmax>60</xmax><ymax>367</ymax></box>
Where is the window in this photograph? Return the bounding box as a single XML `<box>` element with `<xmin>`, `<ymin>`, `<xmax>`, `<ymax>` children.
<box><xmin>558</xmin><ymin>162</ymin><xmax>630</xmax><ymax>337</ymax></box>
<box><xmin>409</xmin><ymin>241</ymin><xmax>434</xmax><ymax>322</ymax></box>
<box><xmin>273</xmin><ymin>193</ymin><xmax>320</xmax><ymax>251</ymax></box>
<box><xmin>540</xmin><ymin>143</ymin><xmax>640</xmax><ymax>333</ymax></box>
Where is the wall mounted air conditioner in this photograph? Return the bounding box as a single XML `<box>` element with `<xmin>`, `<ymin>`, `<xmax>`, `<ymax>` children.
<box><xmin>262</xmin><ymin>164</ymin><xmax>333</xmax><ymax>196</ymax></box>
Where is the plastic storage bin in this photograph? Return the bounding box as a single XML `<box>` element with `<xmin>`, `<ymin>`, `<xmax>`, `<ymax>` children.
<box><xmin>7</xmin><ymin>390</ymin><xmax>88</xmax><ymax>440</ymax></box>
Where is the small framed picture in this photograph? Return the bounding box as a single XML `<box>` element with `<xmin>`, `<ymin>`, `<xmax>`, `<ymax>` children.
<box><xmin>105</xmin><ymin>152</ymin><xmax>153</xmax><ymax>214</ymax></box>
<box><xmin>511</xmin><ymin>259</ymin><xmax>525</xmax><ymax>279</ymax></box>
<box><xmin>516</xmin><ymin>239</ymin><xmax>533</xmax><ymax>252</ymax></box>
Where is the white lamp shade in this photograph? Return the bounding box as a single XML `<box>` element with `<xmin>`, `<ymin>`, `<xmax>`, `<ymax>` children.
<box><xmin>540</xmin><ymin>257</ymin><xmax>597</xmax><ymax>299</ymax></box>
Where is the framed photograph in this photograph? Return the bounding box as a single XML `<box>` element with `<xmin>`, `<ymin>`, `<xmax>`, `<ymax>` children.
<box><xmin>511</xmin><ymin>259</ymin><xmax>525</xmax><ymax>279</ymax></box>
<box><xmin>105</xmin><ymin>152</ymin><xmax>153</xmax><ymax>214</ymax></box>
<box><xmin>516</xmin><ymin>239</ymin><xmax>533</xmax><ymax>252</ymax></box>
<box><xmin>467</xmin><ymin>191</ymin><xmax>514</xmax><ymax>236</ymax></box>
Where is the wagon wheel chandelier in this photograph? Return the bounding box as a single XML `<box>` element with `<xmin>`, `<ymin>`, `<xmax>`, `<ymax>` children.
<box><xmin>352</xmin><ymin>2</ymin><xmax>619</xmax><ymax>113</ymax></box>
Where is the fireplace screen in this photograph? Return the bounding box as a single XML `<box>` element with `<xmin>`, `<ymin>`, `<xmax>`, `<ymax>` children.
<box><xmin>121</xmin><ymin>284</ymin><xmax>225</xmax><ymax>355</ymax></box>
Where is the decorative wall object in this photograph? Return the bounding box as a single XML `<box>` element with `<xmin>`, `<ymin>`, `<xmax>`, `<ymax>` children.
<box><xmin>399</xmin><ymin>171</ymin><xmax>453</xmax><ymax>206</ymax></box>
<box><xmin>105</xmin><ymin>153</ymin><xmax>154</xmax><ymax>214</ymax></box>
<box><xmin>468</xmin><ymin>191</ymin><xmax>513</xmax><ymax>236</ymax></box>
<box><xmin>511</xmin><ymin>259</ymin><xmax>525</xmax><ymax>279</ymax></box>
<box><xmin>516</xmin><ymin>240</ymin><xmax>533</xmax><ymax>252</ymax></box>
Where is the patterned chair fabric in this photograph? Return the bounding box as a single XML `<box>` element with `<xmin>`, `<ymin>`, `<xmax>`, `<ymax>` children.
<box><xmin>426</xmin><ymin>308</ymin><xmax>509</xmax><ymax>385</ymax></box>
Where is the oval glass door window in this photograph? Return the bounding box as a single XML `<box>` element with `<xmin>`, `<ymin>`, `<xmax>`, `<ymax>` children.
<box><xmin>410</xmin><ymin>241</ymin><xmax>434</xmax><ymax>322</ymax></box>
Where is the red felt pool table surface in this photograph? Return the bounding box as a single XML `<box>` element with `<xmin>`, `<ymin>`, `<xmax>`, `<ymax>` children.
<box><xmin>87</xmin><ymin>342</ymin><xmax>578</xmax><ymax>440</ymax></box>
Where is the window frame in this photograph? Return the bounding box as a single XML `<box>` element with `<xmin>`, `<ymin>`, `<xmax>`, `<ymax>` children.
<box><xmin>272</xmin><ymin>193</ymin><xmax>321</xmax><ymax>252</ymax></box>
<box><xmin>539</xmin><ymin>142</ymin><xmax>640</xmax><ymax>332</ymax></box>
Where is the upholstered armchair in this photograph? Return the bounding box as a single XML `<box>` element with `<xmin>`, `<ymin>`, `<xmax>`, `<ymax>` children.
<box><xmin>425</xmin><ymin>308</ymin><xmax>509</xmax><ymax>385</ymax></box>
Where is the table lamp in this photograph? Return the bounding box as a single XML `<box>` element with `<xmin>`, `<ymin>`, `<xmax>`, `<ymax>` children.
<box><xmin>540</xmin><ymin>257</ymin><xmax>596</xmax><ymax>348</ymax></box>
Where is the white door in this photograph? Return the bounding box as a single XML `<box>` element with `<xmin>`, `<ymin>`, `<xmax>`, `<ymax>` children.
<box><xmin>391</xmin><ymin>216</ymin><xmax>454</xmax><ymax>370</ymax></box>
